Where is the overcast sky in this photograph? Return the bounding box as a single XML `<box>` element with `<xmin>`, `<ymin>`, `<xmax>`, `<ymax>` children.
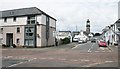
<box><xmin>1</xmin><ymin>0</ymin><xmax>119</xmax><ymax>33</ymax></box>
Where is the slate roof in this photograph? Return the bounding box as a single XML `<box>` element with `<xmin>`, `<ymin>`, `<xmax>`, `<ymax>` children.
<box><xmin>0</xmin><ymin>7</ymin><xmax>56</xmax><ymax>20</ymax></box>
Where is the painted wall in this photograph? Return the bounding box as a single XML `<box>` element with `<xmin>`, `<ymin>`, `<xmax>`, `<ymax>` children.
<box><xmin>37</xmin><ymin>14</ymin><xmax>56</xmax><ymax>47</ymax></box>
<box><xmin>50</xmin><ymin>18</ymin><xmax>56</xmax><ymax>28</ymax></box>
<box><xmin>40</xmin><ymin>25</ymin><xmax>55</xmax><ymax>47</ymax></box>
<box><xmin>2</xmin><ymin>26</ymin><xmax>24</xmax><ymax>46</ymax></box>
<box><xmin>36</xmin><ymin>25</ymin><xmax>42</xmax><ymax>47</ymax></box>
<box><xmin>0</xmin><ymin>14</ymin><xmax>56</xmax><ymax>47</ymax></box>
<box><xmin>41</xmin><ymin>14</ymin><xmax>46</xmax><ymax>25</ymax></box>
<box><xmin>1</xmin><ymin>16</ymin><xmax>27</xmax><ymax>26</ymax></box>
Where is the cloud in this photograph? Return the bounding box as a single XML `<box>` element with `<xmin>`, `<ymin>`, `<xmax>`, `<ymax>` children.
<box><xmin>1</xmin><ymin>0</ymin><xmax>119</xmax><ymax>33</ymax></box>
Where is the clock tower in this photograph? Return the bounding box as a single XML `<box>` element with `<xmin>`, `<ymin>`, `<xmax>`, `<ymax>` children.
<box><xmin>86</xmin><ymin>19</ymin><xmax>90</xmax><ymax>35</ymax></box>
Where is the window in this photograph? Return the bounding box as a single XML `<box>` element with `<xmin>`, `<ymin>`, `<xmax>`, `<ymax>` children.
<box><xmin>28</xmin><ymin>16</ymin><xmax>35</xmax><ymax>20</ymax></box>
<box><xmin>29</xmin><ymin>33</ymin><xmax>33</xmax><ymax>36</ymax></box>
<box><xmin>25</xmin><ymin>39</ymin><xmax>29</xmax><ymax>46</ymax></box>
<box><xmin>29</xmin><ymin>27</ymin><xmax>34</xmax><ymax>32</ymax></box>
<box><xmin>16</xmin><ymin>38</ymin><xmax>20</xmax><ymax>44</ymax></box>
<box><xmin>31</xmin><ymin>20</ymin><xmax>35</xmax><ymax>24</ymax></box>
<box><xmin>25</xmin><ymin>27</ymin><xmax>34</xmax><ymax>33</ymax></box>
<box><xmin>29</xmin><ymin>39</ymin><xmax>34</xmax><ymax>46</ymax></box>
<box><xmin>25</xmin><ymin>27</ymin><xmax>34</xmax><ymax>37</ymax></box>
<box><xmin>4</xmin><ymin>18</ymin><xmax>7</xmax><ymax>22</ymax></box>
<box><xmin>17</xmin><ymin>27</ymin><xmax>20</xmax><ymax>33</ymax></box>
<box><xmin>27</xmin><ymin>15</ymin><xmax>36</xmax><ymax>24</ymax></box>
<box><xmin>0</xmin><ymin>28</ymin><xmax>3</xmax><ymax>34</ymax></box>
<box><xmin>26</xmin><ymin>33</ymin><xmax>29</xmax><ymax>36</ymax></box>
<box><xmin>25</xmin><ymin>39</ymin><xmax>33</xmax><ymax>46</ymax></box>
<box><xmin>13</xmin><ymin>17</ymin><xmax>16</xmax><ymax>22</ymax></box>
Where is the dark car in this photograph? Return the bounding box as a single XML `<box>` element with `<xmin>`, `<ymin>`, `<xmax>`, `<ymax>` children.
<box><xmin>91</xmin><ymin>38</ymin><xmax>96</xmax><ymax>43</ymax></box>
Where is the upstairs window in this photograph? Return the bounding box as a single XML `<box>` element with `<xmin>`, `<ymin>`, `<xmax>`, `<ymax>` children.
<box><xmin>13</xmin><ymin>17</ymin><xmax>16</xmax><ymax>22</ymax></box>
<box><xmin>17</xmin><ymin>27</ymin><xmax>20</xmax><ymax>33</ymax></box>
<box><xmin>4</xmin><ymin>18</ymin><xmax>7</xmax><ymax>22</ymax></box>
<box><xmin>27</xmin><ymin>15</ymin><xmax>36</xmax><ymax>24</ymax></box>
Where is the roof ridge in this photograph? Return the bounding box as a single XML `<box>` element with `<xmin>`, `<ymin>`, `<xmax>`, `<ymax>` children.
<box><xmin>1</xmin><ymin>7</ymin><xmax>37</xmax><ymax>12</ymax></box>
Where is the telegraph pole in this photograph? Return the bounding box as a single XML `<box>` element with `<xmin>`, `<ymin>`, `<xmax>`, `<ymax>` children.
<box><xmin>76</xmin><ymin>25</ymin><xmax>77</xmax><ymax>31</ymax></box>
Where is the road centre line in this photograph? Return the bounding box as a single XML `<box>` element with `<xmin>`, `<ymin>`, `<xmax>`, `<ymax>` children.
<box><xmin>107</xmin><ymin>46</ymin><xmax>113</xmax><ymax>51</ymax></box>
<box><xmin>88</xmin><ymin>43</ymin><xmax>95</xmax><ymax>52</ymax></box>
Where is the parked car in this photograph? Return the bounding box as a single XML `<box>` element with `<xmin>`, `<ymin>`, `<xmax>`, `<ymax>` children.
<box><xmin>78</xmin><ymin>36</ymin><xmax>87</xmax><ymax>44</ymax></box>
<box><xmin>78</xmin><ymin>39</ymin><xmax>83</xmax><ymax>44</ymax></box>
<box><xmin>98</xmin><ymin>41</ymin><xmax>107</xmax><ymax>47</ymax></box>
<box><xmin>114</xmin><ymin>41</ymin><xmax>118</xmax><ymax>46</ymax></box>
<box><xmin>73</xmin><ymin>35</ymin><xmax>79</xmax><ymax>42</ymax></box>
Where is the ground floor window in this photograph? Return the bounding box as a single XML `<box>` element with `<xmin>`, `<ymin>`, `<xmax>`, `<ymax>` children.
<box><xmin>16</xmin><ymin>38</ymin><xmax>20</xmax><ymax>45</ymax></box>
<box><xmin>25</xmin><ymin>39</ymin><xmax>29</xmax><ymax>46</ymax></box>
<box><xmin>25</xmin><ymin>39</ymin><xmax>34</xmax><ymax>46</ymax></box>
<box><xmin>29</xmin><ymin>39</ymin><xmax>34</xmax><ymax>46</ymax></box>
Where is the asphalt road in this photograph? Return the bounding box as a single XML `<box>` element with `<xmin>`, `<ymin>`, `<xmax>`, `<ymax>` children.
<box><xmin>1</xmin><ymin>41</ymin><xmax>119</xmax><ymax>68</ymax></box>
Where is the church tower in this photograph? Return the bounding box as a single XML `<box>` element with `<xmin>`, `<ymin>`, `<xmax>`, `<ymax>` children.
<box><xmin>86</xmin><ymin>19</ymin><xmax>90</xmax><ymax>35</ymax></box>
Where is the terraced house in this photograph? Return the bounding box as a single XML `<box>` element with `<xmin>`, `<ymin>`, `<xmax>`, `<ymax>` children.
<box><xmin>0</xmin><ymin>7</ymin><xmax>56</xmax><ymax>48</ymax></box>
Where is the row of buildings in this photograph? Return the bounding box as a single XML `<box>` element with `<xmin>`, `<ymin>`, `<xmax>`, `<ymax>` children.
<box><xmin>102</xmin><ymin>19</ymin><xmax>120</xmax><ymax>45</ymax></box>
<box><xmin>0</xmin><ymin>7</ymin><xmax>92</xmax><ymax>47</ymax></box>
<box><xmin>102</xmin><ymin>2</ymin><xmax>120</xmax><ymax>45</ymax></box>
<box><xmin>0</xmin><ymin>7</ymin><xmax>56</xmax><ymax>48</ymax></box>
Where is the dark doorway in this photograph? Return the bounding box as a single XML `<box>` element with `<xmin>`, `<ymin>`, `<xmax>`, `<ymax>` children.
<box><xmin>6</xmin><ymin>33</ymin><xmax>13</xmax><ymax>47</ymax></box>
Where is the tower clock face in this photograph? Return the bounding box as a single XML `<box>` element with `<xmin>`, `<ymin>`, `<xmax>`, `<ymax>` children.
<box><xmin>87</xmin><ymin>23</ymin><xmax>90</xmax><ymax>25</ymax></box>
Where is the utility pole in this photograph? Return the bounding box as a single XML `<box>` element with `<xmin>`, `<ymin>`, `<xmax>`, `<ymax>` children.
<box><xmin>76</xmin><ymin>25</ymin><xmax>77</xmax><ymax>31</ymax></box>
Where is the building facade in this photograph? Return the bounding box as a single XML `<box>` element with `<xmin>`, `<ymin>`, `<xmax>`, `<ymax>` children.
<box><xmin>0</xmin><ymin>7</ymin><xmax>56</xmax><ymax>48</ymax></box>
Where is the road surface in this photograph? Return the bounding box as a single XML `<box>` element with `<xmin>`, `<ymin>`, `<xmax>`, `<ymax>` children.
<box><xmin>1</xmin><ymin>41</ymin><xmax>119</xmax><ymax>68</ymax></box>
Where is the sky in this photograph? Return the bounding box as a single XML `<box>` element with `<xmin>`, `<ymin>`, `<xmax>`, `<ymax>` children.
<box><xmin>0</xmin><ymin>0</ymin><xmax>119</xmax><ymax>33</ymax></box>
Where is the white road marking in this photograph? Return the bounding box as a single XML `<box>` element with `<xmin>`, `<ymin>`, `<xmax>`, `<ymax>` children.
<box><xmin>72</xmin><ymin>44</ymin><xmax>80</xmax><ymax>49</ymax></box>
<box><xmin>8</xmin><ymin>58</ymin><xmax>37</xmax><ymax>67</ymax></box>
<box><xmin>95</xmin><ymin>51</ymin><xmax>99</xmax><ymax>52</ymax></box>
<box><xmin>99</xmin><ymin>47</ymin><xmax>105</xmax><ymax>50</ymax></box>
<box><xmin>70</xmin><ymin>59</ymin><xmax>78</xmax><ymax>62</ymax></box>
<box><xmin>60</xmin><ymin>49</ymin><xmax>65</xmax><ymax>50</ymax></box>
<box><xmin>81</xmin><ymin>59</ymin><xmax>90</xmax><ymax>62</ymax></box>
<box><xmin>107</xmin><ymin>46</ymin><xmax>113</xmax><ymax>51</ymax></box>
<box><xmin>39</xmin><ymin>58</ymin><xmax>47</xmax><ymax>60</ymax></box>
<box><xmin>83</xmin><ymin>60</ymin><xmax>115</xmax><ymax>67</ymax></box>
<box><xmin>3</xmin><ymin>56</ymin><xmax>13</xmax><ymax>59</ymax></box>
<box><xmin>8</xmin><ymin>62</ymin><xmax>24</xmax><ymax>67</ymax></box>
<box><xmin>88</xmin><ymin>43</ymin><xmax>95</xmax><ymax>52</ymax></box>
<box><xmin>105</xmin><ymin>61</ymin><xmax>113</xmax><ymax>63</ymax></box>
<box><xmin>115</xmin><ymin>46</ymin><xmax>118</xmax><ymax>48</ymax></box>
<box><xmin>82</xmin><ymin>62</ymin><xmax>101</xmax><ymax>67</ymax></box>
<box><xmin>28</xmin><ymin>58</ymin><xmax>37</xmax><ymax>62</ymax></box>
